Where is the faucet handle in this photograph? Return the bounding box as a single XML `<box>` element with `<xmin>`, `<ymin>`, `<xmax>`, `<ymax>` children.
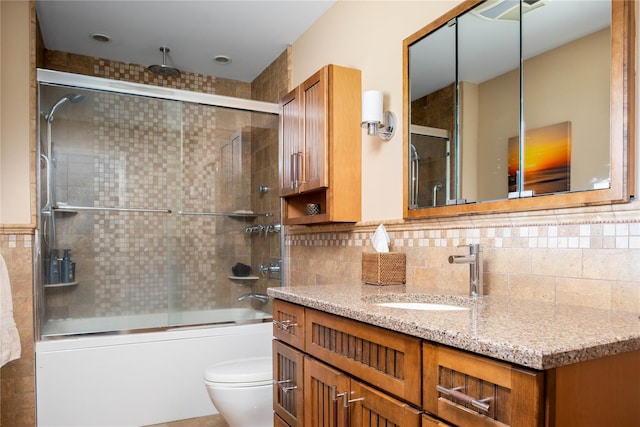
<box><xmin>458</xmin><ymin>243</ymin><xmax>481</xmax><ymax>253</ymax></box>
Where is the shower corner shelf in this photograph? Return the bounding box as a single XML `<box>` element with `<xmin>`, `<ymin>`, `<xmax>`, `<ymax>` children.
<box><xmin>228</xmin><ymin>275</ymin><xmax>259</xmax><ymax>281</ymax></box>
<box><xmin>52</xmin><ymin>208</ymin><xmax>78</xmax><ymax>215</ymax></box>
<box><xmin>44</xmin><ymin>281</ymin><xmax>79</xmax><ymax>288</ymax></box>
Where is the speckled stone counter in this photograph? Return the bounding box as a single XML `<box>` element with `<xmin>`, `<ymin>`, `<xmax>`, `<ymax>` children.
<box><xmin>267</xmin><ymin>284</ymin><xmax>640</xmax><ymax>370</ymax></box>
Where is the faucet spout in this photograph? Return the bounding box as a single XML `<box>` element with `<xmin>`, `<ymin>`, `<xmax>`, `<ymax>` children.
<box><xmin>448</xmin><ymin>244</ymin><xmax>483</xmax><ymax>298</ymax></box>
<box><xmin>238</xmin><ymin>293</ymin><xmax>270</xmax><ymax>304</ymax></box>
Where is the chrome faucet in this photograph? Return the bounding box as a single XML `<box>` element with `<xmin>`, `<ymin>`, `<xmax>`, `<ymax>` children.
<box><xmin>238</xmin><ymin>293</ymin><xmax>270</xmax><ymax>304</ymax></box>
<box><xmin>448</xmin><ymin>243</ymin><xmax>483</xmax><ymax>298</ymax></box>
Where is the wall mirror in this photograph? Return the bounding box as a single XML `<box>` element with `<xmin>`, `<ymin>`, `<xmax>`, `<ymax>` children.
<box><xmin>403</xmin><ymin>0</ymin><xmax>635</xmax><ymax>218</ymax></box>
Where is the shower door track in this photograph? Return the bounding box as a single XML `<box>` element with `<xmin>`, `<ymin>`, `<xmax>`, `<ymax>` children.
<box><xmin>178</xmin><ymin>211</ymin><xmax>273</xmax><ymax>218</ymax></box>
<box><xmin>53</xmin><ymin>205</ymin><xmax>172</xmax><ymax>213</ymax></box>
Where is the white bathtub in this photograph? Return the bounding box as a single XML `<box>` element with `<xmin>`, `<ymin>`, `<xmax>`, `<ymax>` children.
<box><xmin>36</xmin><ymin>312</ymin><xmax>273</xmax><ymax>427</ymax></box>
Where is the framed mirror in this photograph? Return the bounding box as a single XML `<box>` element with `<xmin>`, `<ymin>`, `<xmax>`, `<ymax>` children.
<box><xmin>403</xmin><ymin>0</ymin><xmax>635</xmax><ymax>218</ymax></box>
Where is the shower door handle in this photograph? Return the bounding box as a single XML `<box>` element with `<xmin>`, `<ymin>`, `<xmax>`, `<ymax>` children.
<box><xmin>40</xmin><ymin>153</ymin><xmax>51</xmax><ymax>211</ymax></box>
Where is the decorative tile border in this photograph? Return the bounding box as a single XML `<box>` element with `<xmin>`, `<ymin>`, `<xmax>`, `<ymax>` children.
<box><xmin>0</xmin><ymin>234</ymin><xmax>33</xmax><ymax>248</ymax></box>
<box><xmin>286</xmin><ymin>222</ymin><xmax>640</xmax><ymax>250</ymax></box>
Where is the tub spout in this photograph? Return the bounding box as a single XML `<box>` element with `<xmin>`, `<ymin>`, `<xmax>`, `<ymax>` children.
<box><xmin>448</xmin><ymin>244</ymin><xmax>483</xmax><ymax>298</ymax></box>
<box><xmin>238</xmin><ymin>293</ymin><xmax>270</xmax><ymax>304</ymax></box>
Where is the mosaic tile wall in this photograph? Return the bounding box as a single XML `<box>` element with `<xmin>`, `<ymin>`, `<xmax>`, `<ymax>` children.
<box><xmin>42</xmin><ymin>52</ymin><xmax>281</xmax><ymax>321</ymax></box>
<box><xmin>285</xmin><ymin>210</ymin><xmax>640</xmax><ymax>314</ymax></box>
<box><xmin>0</xmin><ymin>235</ymin><xmax>35</xmax><ymax>427</ymax></box>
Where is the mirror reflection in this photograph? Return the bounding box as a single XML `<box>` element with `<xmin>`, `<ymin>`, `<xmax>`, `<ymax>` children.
<box><xmin>408</xmin><ymin>0</ymin><xmax>612</xmax><ymax>210</ymax></box>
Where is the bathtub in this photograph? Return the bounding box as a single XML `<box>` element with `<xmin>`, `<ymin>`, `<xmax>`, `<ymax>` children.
<box><xmin>36</xmin><ymin>310</ymin><xmax>273</xmax><ymax>427</ymax></box>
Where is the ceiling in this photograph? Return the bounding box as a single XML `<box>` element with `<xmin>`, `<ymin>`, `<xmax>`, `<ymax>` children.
<box><xmin>36</xmin><ymin>0</ymin><xmax>336</xmax><ymax>83</ymax></box>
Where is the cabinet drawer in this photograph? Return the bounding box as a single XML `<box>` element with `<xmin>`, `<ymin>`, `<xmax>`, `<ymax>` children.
<box><xmin>273</xmin><ymin>299</ymin><xmax>305</xmax><ymax>350</ymax></box>
<box><xmin>273</xmin><ymin>340</ymin><xmax>304</xmax><ymax>427</ymax></box>
<box><xmin>423</xmin><ymin>342</ymin><xmax>544</xmax><ymax>427</ymax></box>
<box><xmin>305</xmin><ymin>308</ymin><xmax>422</xmax><ymax>406</ymax></box>
<box><xmin>351</xmin><ymin>381</ymin><xmax>422</xmax><ymax>427</ymax></box>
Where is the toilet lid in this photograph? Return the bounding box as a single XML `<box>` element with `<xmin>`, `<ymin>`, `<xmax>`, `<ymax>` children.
<box><xmin>204</xmin><ymin>356</ymin><xmax>271</xmax><ymax>383</ymax></box>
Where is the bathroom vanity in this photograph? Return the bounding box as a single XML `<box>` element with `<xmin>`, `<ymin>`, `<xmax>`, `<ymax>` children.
<box><xmin>269</xmin><ymin>285</ymin><xmax>640</xmax><ymax>427</ymax></box>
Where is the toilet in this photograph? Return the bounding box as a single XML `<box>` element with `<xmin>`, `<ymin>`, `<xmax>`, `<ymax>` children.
<box><xmin>204</xmin><ymin>356</ymin><xmax>273</xmax><ymax>427</ymax></box>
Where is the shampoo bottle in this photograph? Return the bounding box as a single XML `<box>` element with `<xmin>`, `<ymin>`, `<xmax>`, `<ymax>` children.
<box><xmin>61</xmin><ymin>249</ymin><xmax>71</xmax><ymax>283</ymax></box>
<box><xmin>48</xmin><ymin>249</ymin><xmax>60</xmax><ymax>284</ymax></box>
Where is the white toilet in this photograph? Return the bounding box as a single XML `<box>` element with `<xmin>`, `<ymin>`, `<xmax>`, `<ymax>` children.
<box><xmin>204</xmin><ymin>356</ymin><xmax>274</xmax><ymax>427</ymax></box>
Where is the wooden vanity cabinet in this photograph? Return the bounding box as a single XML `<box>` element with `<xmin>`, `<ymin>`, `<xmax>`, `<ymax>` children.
<box><xmin>273</xmin><ymin>299</ymin><xmax>640</xmax><ymax>427</ymax></box>
<box><xmin>278</xmin><ymin>64</ymin><xmax>361</xmax><ymax>225</ymax></box>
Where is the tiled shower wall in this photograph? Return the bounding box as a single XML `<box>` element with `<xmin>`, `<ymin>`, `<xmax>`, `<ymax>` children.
<box><xmin>285</xmin><ymin>204</ymin><xmax>640</xmax><ymax>314</ymax></box>
<box><xmin>42</xmin><ymin>52</ymin><xmax>282</xmax><ymax>320</ymax></box>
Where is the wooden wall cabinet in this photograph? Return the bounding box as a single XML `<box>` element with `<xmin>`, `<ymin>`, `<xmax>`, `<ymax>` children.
<box><xmin>278</xmin><ymin>65</ymin><xmax>362</xmax><ymax>225</ymax></box>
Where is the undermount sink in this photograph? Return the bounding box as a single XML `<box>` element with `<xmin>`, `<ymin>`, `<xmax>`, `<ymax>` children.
<box><xmin>375</xmin><ymin>302</ymin><xmax>469</xmax><ymax>311</ymax></box>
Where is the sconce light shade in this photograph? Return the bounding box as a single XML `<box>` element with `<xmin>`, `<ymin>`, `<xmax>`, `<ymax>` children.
<box><xmin>362</xmin><ymin>90</ymin><xmax>384</xmax><ymax>123</ymax></box>
<box><xmin>361</xmin><ymin>90</ymin><xmax>395</xmax><ymax>141</ymax></box>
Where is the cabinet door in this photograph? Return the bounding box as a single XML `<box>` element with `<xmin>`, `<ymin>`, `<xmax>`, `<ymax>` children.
<box><xmin>298</xmin><ymin>67</ymin><xmax>328</xmax><ymax>193</ymax></box>
<box><xmin>274</xmin><ymin>340</ymin><xmax>305</xmax><ymax>427</ymax></box>
<box><xmin>279</xmin><ymin>88</ymin><xmax>302</xmax><ymax>197</ymax></box>
<box><xmin>423</xmin><ymin>342</ymin><xmax>544</xmax><ymax>427</ymax></box>
<box><xmin>350</xmin><ymin>381</ymin><xmax>421</xmax><ymax>427</ymax></box>
<box><xmin>304</xmin><ymin>357</ymin><xmax>350</xmax><ymax>427</ymax></box>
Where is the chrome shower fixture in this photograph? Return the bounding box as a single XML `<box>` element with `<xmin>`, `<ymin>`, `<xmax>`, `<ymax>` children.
<box><xmin>46</xmin><ymin>93</ymin><xmax>84</xmax><ymax>123</ymax></box>
<box><xmin>148</xmin><ymin>46</ymin><xmax>180</xmax><ymax>77</ymax></box>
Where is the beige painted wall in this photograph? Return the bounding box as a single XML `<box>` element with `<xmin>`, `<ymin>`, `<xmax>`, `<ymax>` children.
<box><xmin>292</xmin><ymin>0</ymin><xmax>462</xmax><ymax>222</ymax></box>
<box><xmin>476</xmin><ymin>28</ymin><xmax>610</xmax><ymax>201</ymax></box>
<box><xmin>292</xmin><ymin>0</ymin><xmax>640</xmax><ymax>222</ymax></box>
<box><xmin>0</xmin><ymin>1</ymin><xmax>32</xmax><ymax>226</ymax></box>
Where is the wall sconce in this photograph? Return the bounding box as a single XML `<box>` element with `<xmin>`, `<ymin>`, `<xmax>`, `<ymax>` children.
<box><xmin>361</xmin><ymin>90</ymin><xmax>395</xmax><ymax>141</ymax></box>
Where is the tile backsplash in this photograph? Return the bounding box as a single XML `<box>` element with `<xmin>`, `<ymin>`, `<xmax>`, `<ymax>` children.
<box><xmin>285</xmin><ymin>202</ymin><xmax>640</xmax><ymax>314</ymax></box>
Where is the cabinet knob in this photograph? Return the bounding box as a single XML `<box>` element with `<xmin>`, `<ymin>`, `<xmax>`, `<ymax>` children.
<box><xmin>275</xmin><ymin>379</ymin><xmax>297</xmax><ymax>393</ymax></box>
<box><xmin>273</xmin><ymin>319</ymin><xmax>298</xmax><ymax>331</ymax></box>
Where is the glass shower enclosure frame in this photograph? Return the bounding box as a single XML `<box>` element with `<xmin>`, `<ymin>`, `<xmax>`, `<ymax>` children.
<box><xmin>35</xmin><ymin>69</ymin><xmax>281</xmax><ymax>339</ymax></box>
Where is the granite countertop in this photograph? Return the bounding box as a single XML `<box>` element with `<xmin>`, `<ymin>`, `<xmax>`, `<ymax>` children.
<box><xmin>267</xmin><ymin>284</ymin><xmax>640</xmax><ymax>370</ymax></box>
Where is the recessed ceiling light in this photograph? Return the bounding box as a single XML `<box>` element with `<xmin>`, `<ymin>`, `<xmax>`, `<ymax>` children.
<box><xmin>213</xmin><ymin>55</ymin><xmax>232</xmax><ymax>65</ymax></box>
<box><xmin>90</xmin><ymin>33</ymin><xmax>112</xmax><ymax>43</ymax></box>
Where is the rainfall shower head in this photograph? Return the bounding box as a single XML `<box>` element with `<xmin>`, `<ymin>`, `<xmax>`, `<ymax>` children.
<box><xmin>46</xmin><ymin>93</ymin><xmax>85</xmax><ymax>123</ymax></box>
<box><xmin>148</xmin><ymin>46</ymin><xmax>180</xmax><ymax>77</ymax></box>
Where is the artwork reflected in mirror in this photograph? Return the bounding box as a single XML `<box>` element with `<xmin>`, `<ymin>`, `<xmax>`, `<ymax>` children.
<box><xmin>508</xmin><ymin>121</ymin><xmax>571</xmax><ymax>196</ymax></box>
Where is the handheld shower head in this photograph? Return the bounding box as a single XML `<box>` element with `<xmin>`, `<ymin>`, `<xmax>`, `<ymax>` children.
<box><xmin>149</xmin><ymin>46</ymin><xmax>180</xmax><ymax>77</ymax></box>
<box><xmin>46</xmin><ymin>93</ymin><xmax>85</xmax><ymax>122</ymax></box>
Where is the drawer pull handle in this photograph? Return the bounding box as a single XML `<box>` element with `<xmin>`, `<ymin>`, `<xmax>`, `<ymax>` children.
<box><xmin>273</xmin><ymin>319</ymin><xmax>298</xmax><ymax>330</ymax></box>
<box><xmin>436</xmin><ymin>385</ymin><xmax>491</xmax><ymax>412</ymax></box>
<box><xmin>275</xmin><ymin>379</ymin><xmax>297</xmax><ymax>393</ymax></box>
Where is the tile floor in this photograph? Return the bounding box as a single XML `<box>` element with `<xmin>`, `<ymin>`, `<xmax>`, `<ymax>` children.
<box><xmin>146</xmin><ymin>414</ymin><xmax>228</xmax><ymax>427</ymax></box>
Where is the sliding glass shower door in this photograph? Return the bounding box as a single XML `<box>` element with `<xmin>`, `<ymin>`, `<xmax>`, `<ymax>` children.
<box><xmin>37</xmin><ymin>76</ymin><xmax>279</xmax><ymax>337</ymax></box>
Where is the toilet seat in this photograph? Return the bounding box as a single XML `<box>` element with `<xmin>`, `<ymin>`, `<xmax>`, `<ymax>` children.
<box><xmin>204</xmin><ymin>356</ymin><xmax>272</xmax><ymax>387</ymax></box>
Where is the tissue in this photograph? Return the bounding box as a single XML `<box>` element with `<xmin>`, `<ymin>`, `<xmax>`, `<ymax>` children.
<box><xmin>371</xmin><ymin>224</ymin><xmax>390</xmax><ymax>253</ymax></box>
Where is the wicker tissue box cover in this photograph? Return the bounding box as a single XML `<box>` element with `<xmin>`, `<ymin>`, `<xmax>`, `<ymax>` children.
<box><xmin>361</xmin><ymin>252</ymin><xmax>406</xmax><ymax>285</ymax></box>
